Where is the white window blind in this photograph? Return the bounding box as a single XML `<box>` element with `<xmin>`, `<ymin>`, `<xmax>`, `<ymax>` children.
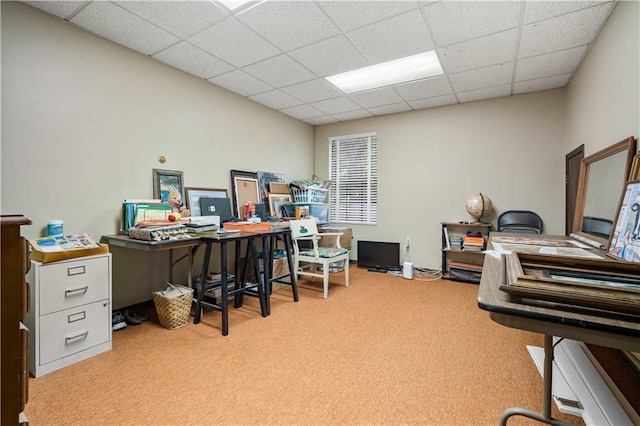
<box><xmin>328</xmin><ymin>132</ymin><xmax>378</xmax><ymax>225</ymax></box>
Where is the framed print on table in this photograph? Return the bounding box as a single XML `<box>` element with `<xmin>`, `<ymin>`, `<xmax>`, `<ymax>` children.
<box><xmin>184</xmin><ymin>187</ymin><xmax>228</xmax><ymax>217</ymax></box>
<box><xmin>268</xmin><ymin>193</ymin><xmax>292</xmax><ymax>217</ymax></box>
<box><xmin>607</xmin><ymin>180</ymin><xmax>640</xmax><ymax>263</ymax></box>
<box><xmin>230</xmin><ymin>170</ymin><xmax>260</xmax><ymax>219</ymax></box>
<box><xmin>153</xmin><ymin>169</ymin><xmax>184</xmax><ymax>203</ymax></box>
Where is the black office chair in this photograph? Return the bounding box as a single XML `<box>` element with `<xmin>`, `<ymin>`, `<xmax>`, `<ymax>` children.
<box><xmin>582</xmin><ymin>216</ymin><xmax>613</xmax><ymax>239</ymax></box>
<box><xmin>497</xmin><ymin>210</ymin><xmax>543</xmax><ymax>234</ymax></box>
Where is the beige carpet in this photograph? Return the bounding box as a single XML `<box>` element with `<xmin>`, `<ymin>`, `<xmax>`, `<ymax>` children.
<box><xmin>26</xmin><ymin>267</ymin><xmax>584</xmax><ymax>425</ymax></box>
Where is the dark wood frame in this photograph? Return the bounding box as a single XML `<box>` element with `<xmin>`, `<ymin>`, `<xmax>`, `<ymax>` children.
<box><xmin>230</xmin><ymin>170</ymin><xmax>259</xmax><ymax>218</ymax></box>
<box><xmin>152</xmin><ymin>169</ymin><xmax>184</xmax><ymax>203</ymax></box>
<box><xmin>571</xmin><ymin>137</ymin><xmax>636</xmax><ymax>249</ymax></box>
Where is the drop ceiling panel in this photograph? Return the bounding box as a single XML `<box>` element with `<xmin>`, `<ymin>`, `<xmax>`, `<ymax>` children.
<box><xmin>331</xmin><ymin>109</ymin><xmax>374</xmax><ymax>121</ymax></box>
<box><xmin>242</xmin><ymin>54</ymin><xmax>316</xmax><ymax>88</ymax></box>
<box><xmin>518</xmin><ymin>3</ymin><xmax>613</xmax><ymax>58</ymax></box>
<box><xmin>237</xmin><ymin>1</ymin><xmax>340</xmax><ymax>51</ymax></box>
<box><xmin>515</xmin><ymin>46</ymin><xmax>587</xmax><ymax>82</ymax></box>
<box><xmin>208</xmin><ymin>69</ymin><xmax>273</xmax><ymax>97</ymax></box>
<box><xmin>279</xmin><ymin>104</ymin><xmax>324</xmax><ymax>120</ymax></box>
<box><xmin>350</xmin><ymin>87</ymin><xmax>404</xmax><ymax>109</ymax></box>
<box><xmin>23</xmin><ymin>1</ymin><xmax>87</xmax><ymax>18</ymax></box>
<box><xmin>394</xmin><ymin>76</ymin><xmax>453</xmax><ymax>102</ymax></box>
<box><xmin>70</xmin><ymin>2</ymin><xmax>179</xmax><ymax>55</ymax></box>
<box><xmin>366</xmin><ymin>102</ymin><xmax>412</xmax><ymax>115</ymax></box>
<box><xmin>424</xmin><ymin>1</ymin><xmax>522</xmax><ymax>47</ymax></box>
<box><xmin>347</xmin><ymin>10</ymin><xmax>435</xmax><ymax>63</ymax></box>
<box><xmin>153</xmin><ymin>42</ymin><xmax>234</xmax><ymax>79</ymax></box>
<box><xmin>114</xmin><ymin>1</ymin><xmax>228</xmax><ymax>38</ymax></box>
<box><xmin>249</xmin><ymin>89</ymin><xmax>302</xmax><ymax>110</ymax></box>
<box><xmin>188</xmin><ymin>17</ymin><xmax>280</xmax><ymax>67</ymax></box>
<box><xmin>305</xmin><ymin>116</ymin><xmax>339</xmax><ymax>125</ymax></box>
<box><xmin>523</xmin><ymin>1</ymin><xmax>607</xmax><ymax>25</ymax></box>
<box><xmin>514</xmin><ymin>73</ymin><xmax>572</xmax><ymax>94</ymax></box>
<box><xmin>317</xmin><ymin>1</ymin><xmax>419</xmax><ymax>32</ymax></box>
<box><xmin>282</xmin><ymin>79</ymin><xmax>343</xmax><ymax>103</ymax></box>
<box><xmin>449</xmin><ymin>62</ymin><xmax>514</xmax><ymax>93</ymax></box>
<box><xmin>408</xmin><ymin>94</ymin><xmax>458</xmax><ymax>109</ymax></box>
<box><xmin>457</xmin><ymin>84</ymin><xmax>512</xmax><ymax>103</ymax></box>
<box><xmin>288</xmin><ymin>35</ymin><xmax>368</xmax><ymax>77</ymax></box>
<box><xmin>440</xmin><ymin>29</ymin><xmax>518</xmax><ymax>74</ymax></box>
<box><xmin>310</xmin><ymin>97</ymin><xmax>361</xmax><ymax>115</ymax></box>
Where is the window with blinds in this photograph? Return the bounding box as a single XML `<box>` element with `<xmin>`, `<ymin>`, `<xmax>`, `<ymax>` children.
<box><xmin>328</xmin><ymin>132</ymin><xmax>378</xmax><ymax>225</ymax></box>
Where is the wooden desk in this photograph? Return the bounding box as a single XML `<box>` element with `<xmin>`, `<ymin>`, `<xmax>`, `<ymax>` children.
<box><xmin>478</xmin><ymin>252</ymin><xmax>640</xmax><ymax>425</ymax></box>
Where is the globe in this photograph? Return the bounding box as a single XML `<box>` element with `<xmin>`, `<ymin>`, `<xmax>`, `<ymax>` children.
<box><xmin>465</xmin><ymin>193</ymin><xmax>493</xmax><ymax>220</ymax></box>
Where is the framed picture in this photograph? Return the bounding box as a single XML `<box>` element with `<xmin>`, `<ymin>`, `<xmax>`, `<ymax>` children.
<box><xmin>257</xmin><ymin>171</ymin><xmax>285</xmax><ymax>204</ymax></box>
<box><xmin>607</xmin><ymin>180</ymin><xmax>640</xmax><ymax>263</ymax></box>
<box><xmin>153</xmin><ymin>169</ymin><xmax>184</xmax><ymax>203</ymax></box>
<box><xmin>230</xmin><ymin>170</ymin><xmax>260</xmax><ymax>218</ymax></box>
<box><xmin>269</xmin><ymin>182</ymin><xmax>290</xmax><ymax>194</ymax></box>
<box><xmin>629</xmin><ymin>154</ymin><xmax>640</xmax><ymax>181</ymax></box>
<box><xmin>268</xmin><ymin>193</ymin><xmax>292</xmax><ymax>217</ymax></box>
<box><xmin>184</xmin><ymin>187</ymin><xmax>228</xmax><ymax>217</ymax></box>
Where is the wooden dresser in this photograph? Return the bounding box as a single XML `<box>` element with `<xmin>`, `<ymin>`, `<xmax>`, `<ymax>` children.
<box><xmin>1</xmin><ymin>215</ymin><xmax>32</xmax><ymax>425</ymax></box>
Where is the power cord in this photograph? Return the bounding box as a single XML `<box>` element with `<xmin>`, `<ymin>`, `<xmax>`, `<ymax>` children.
<box><xmin>387</xmin><ymin>266</ymin><xmax>443</xmax><ymax>281</ymax></box>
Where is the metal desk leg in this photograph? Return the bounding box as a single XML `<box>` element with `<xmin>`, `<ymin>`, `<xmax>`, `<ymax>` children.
<box><xmin>194</xmin><ymin>242</ymin><xmax>212</xmax><ymax>325</ymax></box>
<box><xmin>220</xmin><ymin>241</ymin><xmax>229</xmax><ymax>336</ymax></box>
<box><xmin>282</xmin><ymin>233</ymin><xmax>299</xmax><ymax>302</ymax></box>
<box><xmin>249</xmin><ymin>236</ymin><xmax>268</xmax><ymax>318</ymax></box>
<box><xmin>263</xmin><ymin>234</ymin><xmax>271</xmax><ymax>316</ymax></box>
<box><xmin>499</xmin><ymin>335</ymin><xmax>574</xmax><ymax>426</ymax></box>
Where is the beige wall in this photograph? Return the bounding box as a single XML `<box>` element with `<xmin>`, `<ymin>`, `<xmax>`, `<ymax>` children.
<box><xmin>315</xmin><ymin>90</ymin><xmax>566</xmax><ymax>270</ymax></box>
<box><xmin>565</xmin><ymin>0</ymin><xmax>639</xmax><ymax>155</ymax></box>
<box><xmin>1</xmin><ymin>2</ymin><xmax>314</xmax><ymax>307</ymax></box>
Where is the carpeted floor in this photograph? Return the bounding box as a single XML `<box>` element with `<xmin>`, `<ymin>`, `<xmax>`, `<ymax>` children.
<box><xmin>26</xmin><ymin>266</ymin><xmax>584</xmax><ymax>425</ymax></box>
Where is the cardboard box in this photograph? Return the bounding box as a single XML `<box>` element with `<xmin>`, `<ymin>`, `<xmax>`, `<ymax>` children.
<box><xmin>29</xmin><ymin>233</ymin><xmax>110</xmax><ymax>263</ymax></box>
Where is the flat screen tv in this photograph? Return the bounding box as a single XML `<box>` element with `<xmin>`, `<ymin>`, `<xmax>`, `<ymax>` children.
<box><xmin>357</xmin><ymin>240</ymin><xmax>400</xmax><ymax>271</ymax></box>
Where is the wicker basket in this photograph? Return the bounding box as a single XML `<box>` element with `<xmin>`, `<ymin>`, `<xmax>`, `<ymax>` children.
<box><xmin>152</xmin><ymin>285</ymin><xmax>193</xmax><ymax>329</ymax></box>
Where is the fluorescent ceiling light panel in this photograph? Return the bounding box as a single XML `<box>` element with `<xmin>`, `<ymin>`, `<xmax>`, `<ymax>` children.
<box><xmin>326</xmin><ymin>51</ymin><xmax>443</xmax><ymax>94</ymax></box>
<box><xmin>216</xmin><ymin>0</ymin><xmax>257</xmax><ymax>11</ymax></box>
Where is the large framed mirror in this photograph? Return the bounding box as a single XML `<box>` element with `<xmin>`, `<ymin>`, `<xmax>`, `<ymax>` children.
<box><xmin>572</xmin><ymin>136</ymin><xmax>637</xmax><ymax>248</ymax></box>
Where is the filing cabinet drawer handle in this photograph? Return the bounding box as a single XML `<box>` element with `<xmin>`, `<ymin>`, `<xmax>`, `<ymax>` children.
<box><xmin>67</xmin><ymin>265</ymin><xmax>86</xmax><ymax>276</ymax></box>
<box><xmin>65</xmin><ymin>286</ymin><xmax>89</xmax><ymax>296</ymax></box>
<box><xmin>65</xmin><ymin>330</ymin><xmax>89</xmax><ymax>344</ymax></box>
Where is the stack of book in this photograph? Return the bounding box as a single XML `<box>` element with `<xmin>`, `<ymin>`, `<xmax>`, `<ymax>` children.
<box><xmin>449</xmin><ymin>260</ymin><xmax>483</xmax><ymax>283</ymax></box>
<box><xmin>450</xmin><ymin>236</ymin><xmax>463</xmax><ymax>251</ymax></box>
<box><xmin>463</xmin><ymin>235</ymin><xmax>485</xmax><ymax>251</ymax></box>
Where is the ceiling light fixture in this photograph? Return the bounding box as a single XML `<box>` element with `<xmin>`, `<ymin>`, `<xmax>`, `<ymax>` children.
<box><xmin>215</xmin><ymin>0</ymin><xmax>265</xmax><ymax>13</ymax></box>
<box><xmin>325</xmin><ymin>51</ymin><xmax>444</xmax><ymax>94</ymax></box>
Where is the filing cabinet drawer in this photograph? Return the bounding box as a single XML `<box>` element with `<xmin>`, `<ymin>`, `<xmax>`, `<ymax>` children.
<box><xmin>38</xmin><ymin>300</ymin><xmax>110</xmax><ymax>365</ymax></box>
<box><xmin>38</xmin><ymin>256</ymin><xmax>109</xmax><ymax>315</ymax></box>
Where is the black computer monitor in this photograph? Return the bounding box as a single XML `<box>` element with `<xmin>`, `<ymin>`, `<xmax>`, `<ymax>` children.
<box><xmin>200</xmin><ymin>197</ymin><xmax>233</xmax><ymax>224</ymax></box>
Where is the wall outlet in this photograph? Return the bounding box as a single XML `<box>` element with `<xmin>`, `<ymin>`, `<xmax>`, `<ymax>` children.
<box><xmin>405</xmin><ymin>237</ymin><xmax>410</xmax><ymax>249</ymax></box>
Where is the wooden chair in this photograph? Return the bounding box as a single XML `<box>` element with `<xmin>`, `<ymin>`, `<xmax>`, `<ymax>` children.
<box><xmin>289</xmin><ymin>219</ymin><xmax>349</xmax><ymax>298</ymax></box>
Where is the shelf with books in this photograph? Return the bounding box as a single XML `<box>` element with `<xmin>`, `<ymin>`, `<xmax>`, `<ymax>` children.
<box><xmin>441</xmin><ymin>222</ymin><xmax>492</xmax><ymax>283</ymax></box>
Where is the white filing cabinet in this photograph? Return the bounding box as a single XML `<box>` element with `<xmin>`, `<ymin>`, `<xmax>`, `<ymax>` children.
<box><xmin>24</xmin><ymin>253</ymin><xmax>112</xmax><ymax>377</ymax></box>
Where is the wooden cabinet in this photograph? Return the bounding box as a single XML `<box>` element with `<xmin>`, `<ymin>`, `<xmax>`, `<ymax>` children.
<box><xmin>1</xmin><ymin>215</ymin><xmax>32</xmax><ymax>426</ymax></box>
<box><xmin>24</xmin><ymin>253</ymin><xmax>112</xmax><ymax>377</ymax></box>
<box><xmin>441</xmin><ymin>222</ymin><xmax>492</xmax><ymax>283</ymax></box>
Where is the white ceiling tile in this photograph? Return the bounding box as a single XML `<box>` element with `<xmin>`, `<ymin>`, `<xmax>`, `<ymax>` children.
<box><xmin>114</xmin><ymin>1</ymin><xmax>228</xmax><ymax>38</ymax></box>
<box><xmin>282</xmin><ymin>79</ymin><xmax>343</xmax><ymax>103</ymax></box>
<box><xmin>350</xmin><ymin>87</ymin><xmax>404</xmax><ymax>108</ymax></box>
<box><xmin>279</xmin><ymin>104</ymin><xmax>324</xmax><ymax>120</ymax></box>
<box><xmin>249</xmin><ymin>90</ymin><xmax>302</xmax><ymax>110</ymax></box>
<box><xmin>440</xmin><ymin>29</ymin><xmax>518</xmax><ymax>73</ymax></box>
<box><xmin>236</xmin><ymin>1</ymin><xmax>340</xmax><ymax>51</ymax></box>
<box><xmin>188</xmin><ymin>17</ymin><xmax>280</xmax><ymax>67</ymax></box>
<box><xmin>332</xmin><ymin>110</ymin><xmax>374</xmax><ymax>121</ymax></box>
<box><xmin>424</xmin><ymin>1</ymin><xmax>522</xmax><ymax>47</ymax></box>
<box><xmin>408</xmin><ymin>94</ymin><xmax>458</xmax><ymax>109</ymax></box>
<box><xmin>523</xmin><ymin>1</ymin><xmax>608</xmax><ymax>24</ymax></box>
<box><xmin>394</xmin><ymin>75</ymin><xmax>453</xmax><ymax>101</ymax></box>
<box><xmin>153</xmin><ymin>42</ymin><xmax>234</xmax><ymax>79</ymax></box>
<box><xmin>515</xmin><ymin>46</ymin><xmax>586</xmax><ymax>82</ymax></box>
<box><xmin>70</xmin><ymin>2</ymin><xmax>179</xmax><ymax>55</ymax></box>
<box><xmin>514</xmin><ymin>74</ymin><xmax>572</xmax><ymax>94</ymax></box>
<box><xmin>289</xmin><ymin>35</ymin><xmax>368</xmax><ymax>77</ymax></box>
<box><xmin>347</xmin><ymin>10</ymin><xmax>435</xmax><ymax>63</ymax></box>
<box><xmin>26</xmin><ymin>1</ymin><xmax>87</xmax><ymax>19</ymax></box>
<box><xmin>449</xmin><ymin>62</ymin><xmax>514</xmax><ymax>93</ymax></box>
<box><xmin>317</xmin><ymin>1</ymin><xmax>419</xmax><ymax>32</ymax></box>
<box><xmin>366</xmin><ymin>102</ymin><xmax>412</xmax><ymax>116</ymax></box>
<box><xmin>518</xmin><ymin>3</ymin><xmax>613</xmax><ymax>58</ymax></box>
<box><xmin>208</xmin><ymin>69</ymin><xmax>272</xmax><ymax>97</ymax></box>
<box><xmin>457</xmin><ymin>84</ymin><xmax>512</xmax><ymax>103</ymax></box>
<box><xmin>304</xmin><ymin>116</ymin><xmax>339</xmax><ymax>125</ymax></box>
<box><xmin>310</xmin><ymin>97</ymin><xmax>361</xmax><ymax>115</ymax></box>
<box><xmin>243</xmin><ymin>55</ymin><xmax>316</xmax><ymax>88</ymax></box>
